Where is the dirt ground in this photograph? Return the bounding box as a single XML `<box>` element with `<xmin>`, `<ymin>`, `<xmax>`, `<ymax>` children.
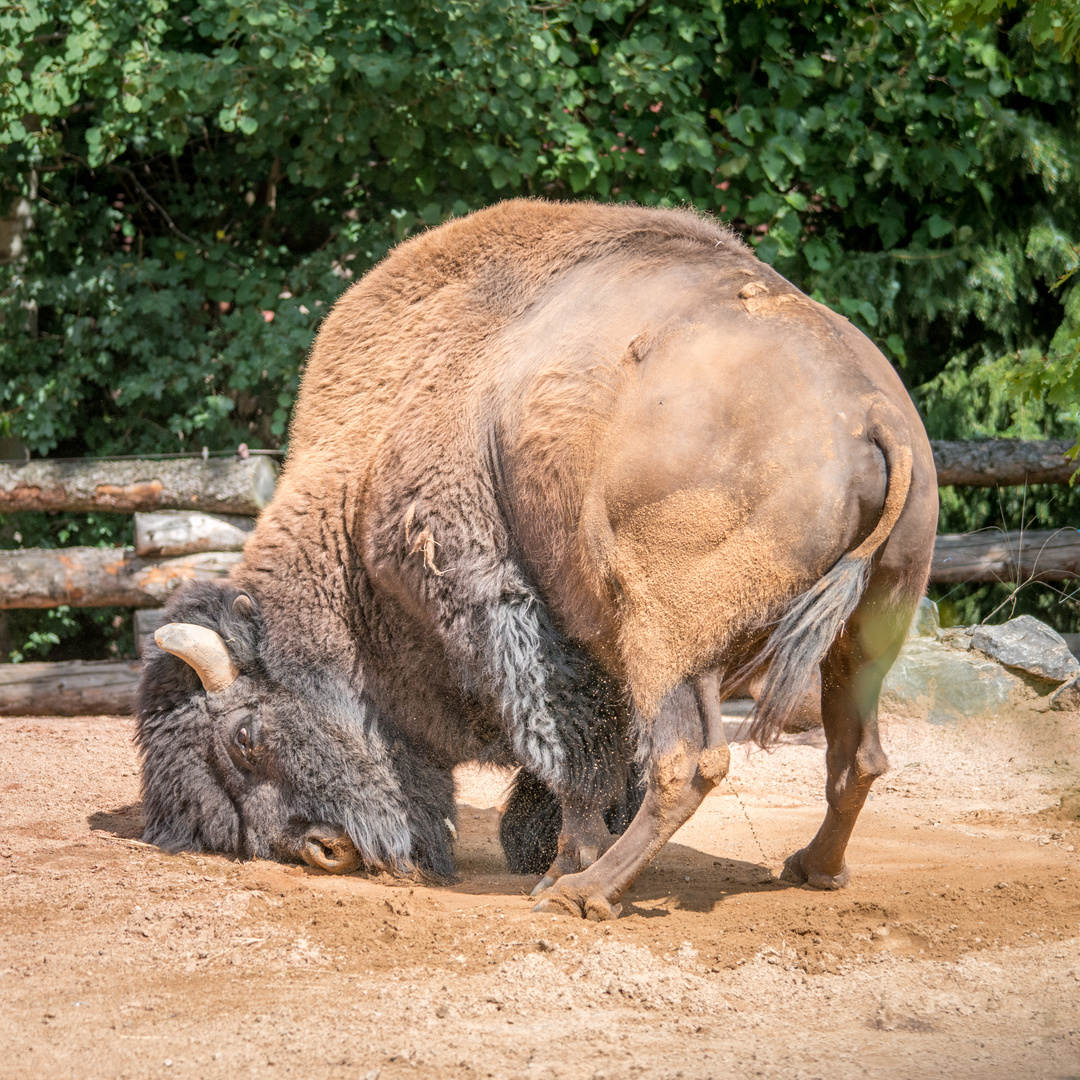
<box><xmin>2</xmin><ymin>706</ymin><xmax>1079</xmax><ymax>1080</ymax></box>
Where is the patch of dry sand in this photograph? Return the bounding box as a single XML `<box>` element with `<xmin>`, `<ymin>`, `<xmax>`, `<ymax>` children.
<box><xmin>1</xmin><ymin>709</ymin><xmax>1078</xmax><ymax>1079</ymax></box>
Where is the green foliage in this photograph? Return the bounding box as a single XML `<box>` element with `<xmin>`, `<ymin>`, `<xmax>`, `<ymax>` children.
<box><xmin>1005</xmin><ymin>273</ymin><xmax>1080</xmax><ymax>423</ymax></box>
<box><xmin>1</xmin><ymin>0</ymin><xmax>1079</xmax><ymax>646</ymax></box>
<box><xmin>929</xmin><ymin>0</ymin><xmax>1080</xmax><ymax>63</ymax></box>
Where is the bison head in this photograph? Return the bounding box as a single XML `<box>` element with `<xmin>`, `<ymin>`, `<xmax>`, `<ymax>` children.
<box><xmin>135</xmin><ymin>581</ymin><xmax>456</xmax><ymax>879</ymax></box>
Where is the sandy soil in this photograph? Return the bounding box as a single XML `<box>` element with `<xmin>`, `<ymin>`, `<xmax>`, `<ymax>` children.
<box><xmin>2</xmin><ymin>707</ymin><xmax>1079</xmax><ymax>1080</ymax></box>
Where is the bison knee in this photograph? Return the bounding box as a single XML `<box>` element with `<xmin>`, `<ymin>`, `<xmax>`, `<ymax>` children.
<box><xmin>697</xmin><ymin>744</ymin><xmax>731</xmax><ymax>785</ymax></box>
<box><xmin>855</xmin><ymin>742</ymin><xmax>888</xmax><ymax>784</ymax></box>
<box><xmin>654</xmin><ymin>742</ymin><xmax>695</xmax><ymax>797</ymax></box>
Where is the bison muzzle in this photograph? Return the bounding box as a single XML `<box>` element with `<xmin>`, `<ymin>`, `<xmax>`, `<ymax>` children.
<box><xmin>136</xmin><ymin>199</ymin><xmax>938</xmax><ymax>918</ymax></box>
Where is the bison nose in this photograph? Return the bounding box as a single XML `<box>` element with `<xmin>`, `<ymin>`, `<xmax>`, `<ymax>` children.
<box><xmin>300</xmin><ymin>825</ymin><xmax>362</xmax><ymax>874</ymax></box>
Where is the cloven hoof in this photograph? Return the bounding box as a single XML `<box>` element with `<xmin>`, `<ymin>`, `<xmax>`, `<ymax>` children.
<box><xmin>532</xmin><ymin>876</ymin><xmax>622</xmax><ymax>921</ymax></box>
<box><xmin>780</xmin><ymin>848</ymin><xmax>851</xmax><ymax>890</ymax></box>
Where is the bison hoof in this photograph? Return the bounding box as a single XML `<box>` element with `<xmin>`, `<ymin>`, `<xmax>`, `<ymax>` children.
<box><xmin>529</xmin><ymin>831</ymin><xmax>614</xmax><ymax>897</ymax></box>
<box><xmin>530</xmin><ymin>874</ymin><xmax>557</xmax><ymax>898</ymax></box>
<box><xmin>532</xmin><ymin>875</ymin><xmax>622</xmax><ymax>921</ymax></box>
<box><xmin>780</xmin><ymin>848</ymin><xmax>850</xmax><ymax>891</ymax></box>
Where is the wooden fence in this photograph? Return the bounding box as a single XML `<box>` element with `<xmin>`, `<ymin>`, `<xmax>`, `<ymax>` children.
<box><xmin>1</xmin><ymin>439</ymin><xmax>1078</xmax><ymax>715</ymax></box>
<box><xmin>0</xmin><ymin>455</ymin><xmax>276</xmax><ymax>715</ymax></box>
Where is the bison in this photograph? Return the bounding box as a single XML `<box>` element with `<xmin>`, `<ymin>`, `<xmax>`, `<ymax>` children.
<box><xmin>137</xmin><ymin>199</ymin><xmax>938</xmax><ymax>919</ymax></box>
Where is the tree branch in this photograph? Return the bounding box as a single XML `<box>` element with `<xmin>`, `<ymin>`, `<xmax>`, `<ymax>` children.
<box><xmin>107</xmin><ymin>164</ymin><xmax>241</xmax><ymax>270</ymax></box>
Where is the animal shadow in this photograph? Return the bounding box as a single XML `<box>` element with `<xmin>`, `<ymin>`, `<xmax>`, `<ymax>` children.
<box><xmin>450</xmin><ymin>804</ymin><xmax>785</xmax><ymax>914</ymax></box>
<box><xmin>620</xmin><ymin>841</ymin><xmax>783</xmax><ymax>915</ymax></box>
<box><xmin>89</xmin><ymin>803</ymin><xmax>144</xmax><ymax>839</ymax></box>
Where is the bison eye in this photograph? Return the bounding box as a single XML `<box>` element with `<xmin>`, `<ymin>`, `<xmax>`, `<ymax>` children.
<box><xmin>227</xmin><ymin>715</ymin><xmax>262</xmax><ymax>770</ymax></box>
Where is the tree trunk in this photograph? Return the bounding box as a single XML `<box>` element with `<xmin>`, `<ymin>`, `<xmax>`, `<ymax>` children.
<box><xmin>931</xmin><ymin>439</ymin><xmax>1078</xmax><ymax>487</ymax></box>
<box><xmin>931</xmin><ymin>529</ymin><xmax>1080</xmax><ymax>583</ymax></box>
<box><xmin>133</xmin><ymin>511</ymin><xmax>255</xmax><ymax>557</ymax></box>
<box><xmin>0</xmin><ymin>659</ymin><xmax>140</xmax><ymax>716</ymax></box>
<box><xmin>0</xmin><ymin>547</ymin><xmax>243</xmax><ymax>609</ymax></box>
<box><xmin>0</xmin><ymin>456</ymin><xmax>278</xmax><ymax>515</ymax></box>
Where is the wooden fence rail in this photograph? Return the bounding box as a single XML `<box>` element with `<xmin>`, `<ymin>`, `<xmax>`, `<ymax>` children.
<box><xmin>0</xmin><ymin>659</ymin><xmax>140</xmax><ymax>716</ymax></box>
<box><xmin>930</xmin><ymin>439</ymin><xmax>1078</xmax><ymax>487</ymax></box>
<box><xmin>3</xmin><ymin>526</ymin><xmax>1079</xmax><ymax>612</ymax></box>
<box><xmin>0</xmin><ymin>546</ymin><xmax>243</xmax><ymax>609</ymax></box>
<box><xmin>0</xmin><ymin>456</ymin><xmax>278</xmax><ymax>515</ymax></box>
<box><xmin>0</xmin><ymin>440</ymin><xmax>1073</xmax><ymax>518</ymax></box>
<box><xmin>930</xmin><ymin>529</ymin><xmax>1080</xmax><ymax>584</ymax></box>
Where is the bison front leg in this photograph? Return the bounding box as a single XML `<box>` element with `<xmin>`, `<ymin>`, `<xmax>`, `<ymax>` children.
<box><xmin>533</xmin><ymin>671</ymin><xmax>729</xmax><ymax>920</ymax></box>
<box><xmin>528</xmin><ymin>796</ymin><xmax>618</xmax><ymax>896</ymax></box>
<box><xmin>471</xmin><ymin>586</ymin><xmax>630</xmax><ymax>890</ymax></box>
<box><xmin>781</xmin><ymin>604</ymin><xmax>905</xmax><ymax>890</ymax></box>
<box><xmin>526</xmin><ymin>693</ymin><xmax>639</xmax><ymax>893</ymax></box>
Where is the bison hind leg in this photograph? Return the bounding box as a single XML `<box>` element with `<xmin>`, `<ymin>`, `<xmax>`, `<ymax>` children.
<box><xmin>499</xmin><ymin>764</ymin><xmax>646</xmax><ymax>876</ymax></box>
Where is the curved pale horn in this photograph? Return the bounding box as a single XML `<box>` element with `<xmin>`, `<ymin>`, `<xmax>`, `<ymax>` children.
<box><xmin>154</xmin><ymin>623</ymin><xmax>239</xmax><ymax>693</ymax></box>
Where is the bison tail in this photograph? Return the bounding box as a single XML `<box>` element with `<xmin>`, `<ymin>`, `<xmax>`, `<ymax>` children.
<box><xmin>744</xmin><ymin>554</ymin><xmax>872</xmax><ymax>747</ymax></box>
<box><xmin>745</xmin><ymin>401</ymin><xmax>913</xmax><ymax>748</ymax></box>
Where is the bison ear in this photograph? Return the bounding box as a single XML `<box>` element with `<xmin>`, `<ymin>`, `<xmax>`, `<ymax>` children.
<box><xmin>153</xmin><ymin>623</ymin><xmax>239</xmax><ymax>694</ymax></box>
<box><xmin>232</xmin><ymin>593</ymin><xmax>255</xmax><ymax>617</ymax></box>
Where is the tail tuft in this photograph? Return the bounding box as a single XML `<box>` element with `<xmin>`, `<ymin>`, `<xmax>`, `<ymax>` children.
<box><xmin>746</xmin><ymin>554</ymin><xmax>873</xmax><ymax>747</ymax></box>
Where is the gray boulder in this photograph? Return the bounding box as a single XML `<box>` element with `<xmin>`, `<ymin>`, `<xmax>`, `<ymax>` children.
<box><xmin>970</xmin><ymin>615</ymin><xmax>1080</xmax><ymax>684</ymax></box>
<box><xmin>907</xmin><ymin>596</ymin><xmax>941</xmax><ymax>639</ymax></box>
<box><xmin>1049</xmin><ymin>677</ymin><xmax>1080</xmax><ymax>712</ymax></box>
<box><xmin>881</xmin><ymin>638</ymin><xmax>1035</xmax><ymax>724</ymax></box>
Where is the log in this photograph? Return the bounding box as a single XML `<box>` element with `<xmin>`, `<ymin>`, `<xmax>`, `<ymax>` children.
<box><xmin>134</xmin><ymin>511</ymin><xmax>255</xmax><ymax>557</ymax></box>
<box><xmin>0</xmin><ymin>547</ymin><xmax>243</xmax><ymax>609</ymax></box>
<box><xmin>134</xmin><ymin>608</ymin><xmax>168</xmax><ymax>657</ymax></box>
<box><xmin>931</xmin><ymin>529</ymin><xmax>1080</xmax><ymax>584</ymax></box>
<box><xmin>0</xmin><ymin>659</ymin><xmax>140</xmax><ymax>716</ymax></box>
<box><xmin>0</xmin><ymin>456</ymin><xmax>278</xmax><ymax>515</ymax></box>
<box><xmin>6</xmin><ymin>529</ymin><xmax>1079</xmax><ymax>608</ymax></box>
<box><xmin>931</xmin><ymin>439</ymin><xmax>1079</xmax><ymax>487</ymax></box>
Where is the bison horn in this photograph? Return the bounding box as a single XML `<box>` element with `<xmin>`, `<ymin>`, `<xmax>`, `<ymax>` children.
<box><xmin>153</xmin><ymin>623</ymin><xmax>239</xmax><ymax>693</ymax></box>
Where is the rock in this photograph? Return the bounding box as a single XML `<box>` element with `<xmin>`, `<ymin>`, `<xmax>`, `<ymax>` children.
<box><xmin>970</xmin><ymin>615</ymin><xmax>1080</xmax><ymax>684</ymax></box>
<box><xmin>939</xmin><ymin>627</ymin><xmax>973</xmax><ymax>651</ymax></box>
<box><xmin>1058</xmin><ymin>789</ymin><xmax>1080</xmax><ymax>820</ymax></box>
<box><xmin>907</xmin><ymin>597</ymin><xmax>941</xmax><ymax>639</ymax></box>
<box><xmin>881</xmin><ymin>637</ymin><xmax>1037</xmax><ymax>724</ymax></box>
<box><xmin>1049</xmin><ymin>677</ymin><xmax>1080</xmax><ymax>712</ymax></box>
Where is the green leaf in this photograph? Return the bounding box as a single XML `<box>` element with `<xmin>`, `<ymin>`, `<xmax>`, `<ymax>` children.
<box><xmin>803</xmin><ymin>238</ymin><xmax>832</xmax><ymax>271</ymax></box>
<box><xmin>927</xmin><ymin>214</ymin><xmax>954</xmax><ymax>239</ymax></box>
